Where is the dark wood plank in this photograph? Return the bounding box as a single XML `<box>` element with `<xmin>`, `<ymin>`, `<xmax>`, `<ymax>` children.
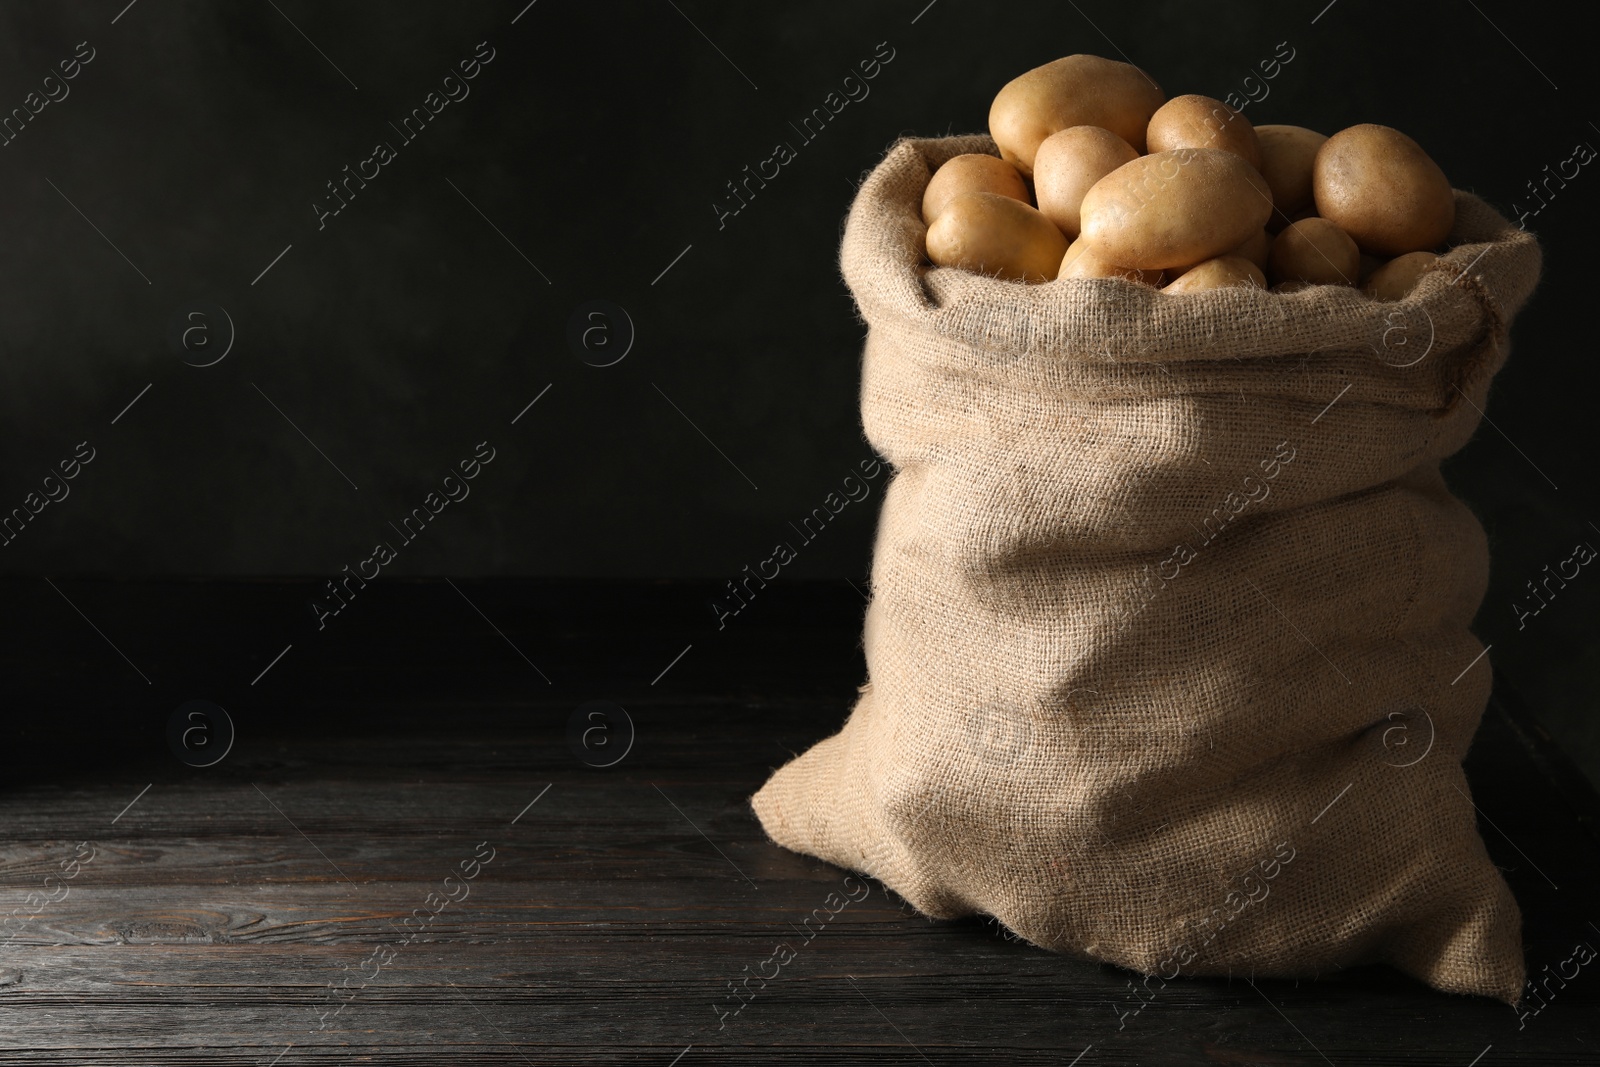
<box><xmin>1</xmin><ymin>579</ymin><xmax>1597</xmax><ymax>1064</ymax></box>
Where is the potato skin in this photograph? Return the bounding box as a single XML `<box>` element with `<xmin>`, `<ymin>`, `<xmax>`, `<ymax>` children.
<box><xmin>989</xmin><ymin>54</ymin><xmax>1165</xmax><ymax>175</ymax></box>
<box><xmin>1058</xmin><ymin>237</ymin><xmax>1163</xmax><ymax>284</ymax></box>
<box><xmin>926</xmin><ymin>191</ymin><xmax>1071</xmax><ymax>282</ymax></box>
<box><xmin>1363</xmin><ymin>250</ymin><xmax>1439</xmax><ymax>301</ymax></box>
<box><xmin>1171</xmin><ymin>227</ymin><xmax>1268</xmax><ymax>275</ymax></box>
<box><xmin>1231</xmin><ymin>228</ymin><xmax>1272</xmax><ymax>270</ymax></box>
<box><xmin>1268</xmin><ymin>203</ymin><xmax>1319</xmax><ymax>235</ymax></box>
<box><xmin>1268</xmin><ymin>217</ymin><xmax>1360</xmax><ymax>286</ymax></box>
<box><xmin>1033</xmin><ymin>126</ymin><xmax>1139</xmax><ymax>238</ymax></box>
<box><xmin>922</xmin><ymin>154</ymin><xmax>1031</xmax><ymax>225</ymax></box>
<box><xmin>1162</xmin><ymin>254</ymin><xmax>1266</xmax><ymax>294</ymax></box>
<box><xmin>1145</xmin><ymin>94</ymin><xmax>1261</xmax><ymax>168</ymax></box>
<box><xmin>1313</xmin><ymin>124</ymin><xmax>1454</xmax><ymax>256</ymax></box>
<box><xmin>1079</xmin><ymin>148</ymin><xmax>1274</xmax><ymax>270</ymax></box>
<box><xmin>1255</xmin><ymin>124</ymin><xmax>1327</xmax><ymax>219</ymax></box>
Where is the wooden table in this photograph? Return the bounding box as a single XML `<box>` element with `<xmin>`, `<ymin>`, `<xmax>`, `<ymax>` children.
<box><xmin>2</xmin><ymin>578</ymin><xmax>1596</xmax><ymax>1064</ymax></box>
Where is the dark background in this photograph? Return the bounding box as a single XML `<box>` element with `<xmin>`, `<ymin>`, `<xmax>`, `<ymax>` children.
<box><xmin>2</xmin><ymin>2</ymin><xmax>1595</xmax><ymax>786</ymax></box>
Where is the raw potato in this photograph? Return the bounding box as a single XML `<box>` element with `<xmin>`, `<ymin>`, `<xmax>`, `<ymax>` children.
<box><xmin>1079</xmin><ymin>148</ymin><xmax>1274</xmax><ymax>270</ymax></box>
<box><xmin>1255</xmin><ymin>124</ymin><xmax>1327</xmax><ymax>219</ymax></box>
<box><xmin>1364</xmin><ymin>250</ymin><xmax>1439</xmax><ymax>301</ymax></box>
<box><xmin>989</xmin><ymin>55</ymin><xmax>1166</xmax><ymax>175</ymax></box>
<box><xmin>1033</xmin><ymin>126</ymin><xmax>1139</xmax><ymax>238</ymax></box>
<box><xmin>1170</xmin><ymin>227</ymin><xmax>1268</xmax><ymax>275</ymax></box>
<box><xmin>1313</xmin><ymin>124</ymin><xmax>1455</xmax><ymax>256</ymax></box>
<box><xmin>922</xmin><ymin>54</ymin><xmax>1462</xmax><ymax>292</ymax></box>
<box><xmin>926</xmin><ymin>191</ymin><xmax>1070</xmax><ymax>282</ymax></box>
<box><xmin>1268</xmin><ymin>204</ymin><xmax>1319</xmax><ymax>234</ymax></box>
<box><xmin>1163</xmin><ymin>254</ymin><xmax>1266</xmax><ymax>294</ymax></box>
<box><xmin>922</xmin><ymin>154</ymin><xmax>1030</xmax><ymax>225</ymax></box>
<box><xmin>1269</xmin><ymin>217</ymin><xmax>1360</xmax><ymax>287</ymax></box>
<box><xmin>1232</xmin><ymin>228</ymin><xmax>1272</xmax><ymax>270</ymax></box>
<box><xmin>1058</xmin><ymin>237</ymin><xmax>1163</xmax><ymax>284</ymax></box>
<box><xmin>1145</xmin><ymin>94</ymin><xmax>1260</xmax><ymax>168</ymax></box>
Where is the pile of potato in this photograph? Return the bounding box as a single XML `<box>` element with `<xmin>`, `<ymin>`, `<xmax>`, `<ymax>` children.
<box><xmin>922</xmin><ymin>54</ymin><xmax>1452</xmax><ymax>300</ymax></box>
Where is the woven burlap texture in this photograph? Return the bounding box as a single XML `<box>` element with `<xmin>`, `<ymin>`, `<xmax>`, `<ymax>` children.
<box><xmin>752</xmin><ymin>134</ymin><xmax>1542</xmax><ymax>1004</ymax></box>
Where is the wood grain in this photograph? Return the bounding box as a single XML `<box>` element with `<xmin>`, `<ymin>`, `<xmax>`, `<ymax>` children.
<box><xmin>0</xmin><ymin>578</ymin><xmax>1596</xmax><ymax>1064</ymax></box>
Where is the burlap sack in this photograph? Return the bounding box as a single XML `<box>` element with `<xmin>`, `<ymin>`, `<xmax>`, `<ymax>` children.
<box><xmin>752</xmin><ymin>134</ymin><xmax>1542</xmax><ymax>1003</ymax></box>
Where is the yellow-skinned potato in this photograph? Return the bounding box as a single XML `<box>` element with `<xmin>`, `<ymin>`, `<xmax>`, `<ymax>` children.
<box><xmin>1269</xmin><ymin>217</ymin><xmax>1360</xmax><ymax>286</ymax></box>
<box><xmin>1079</xmin><ymin>148</ymin><xmax>1274</xmax><ymax>270</ymax></box>
<box><xmin>1058</xmin><ymin>237</ymin><xmax>1163</xmax><ymax>284</ymax></box>
<box><xmin>1145</xmin><ymin>94</ymin><xmax>1261</xmax><ymax>168</ymax></box>
<box><xmin>1363</xmin><ymin>250</ymin><xmax>1439</xmax><ymax>301</ymax></box>
<box><xmin>989</xmin><ymin>55</ymin><xmax>1165</xmax><ymax>175</ymax></box>
<box><xmin>1267</xmin><ymin>203</ymin><xmax>1319</xmax><ymax>235</ymax></box>
<box><xmin>1175</xmin><ymin>228</ymin><xmax>1269</xmax><ymax>275</ymax></box>
<box><xmin>1232</xmin><ymin>228</ymin><xmax>1272</xmax><ymax>270</ymax></box>
<box><xmin>1313</xmin><ymin>124</ymin><xmax>1455</xmax><ymax>256</ymax></box>
<box><xmin>1033</xmin><ymin>126</ymin><xmax>1139</xmax><ymax>238</ymax></box>
<box><xmin>922</xmin><ymin>154</ymin><xmax>1030</xmax><ymax>225</ymax></box>
<box><xmin>1255</xmin><ymin>124</ymin><xmax>1327</xmax><ymax>219</ymax></box>
<box><xmin>926</xmin><ymin>191</ymin><xmax>1070</xmax><ymax>282</ymax></box>
<box><xmin>1162</xmin><ymin>254</ymin><xmax>1266</xmax><ymax>294</ymax></box>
